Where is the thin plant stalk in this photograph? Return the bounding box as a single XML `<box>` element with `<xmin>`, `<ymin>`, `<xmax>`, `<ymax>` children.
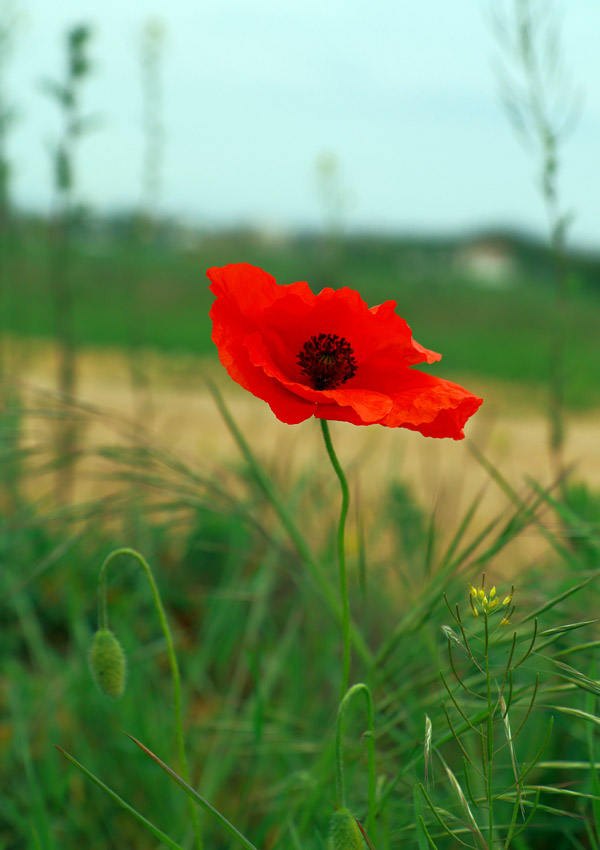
<box><xmin>0</xmin><ymin>3</ymin><xmax>19</xmax><ymax>516</ymax></box>
<box><xmin>139</xmin><ymin>18</ymin><xmax>165</xmax><ymax>228</ymax></box>
<box><xmin>320</xmin><ymin>418</ymin><xmax>352</xmax><ymax>697</ymax></box>
<box><xmin>484</xmin><ymin>612</ymin><xmax>494</xmax><ymax>849</ymax></box>
<box><xmin>97</xmin><ymin>547</ymin><xmax>203</xmax><ymax>850</ymax></box>
<box><xmin>43</xmin><ymin>24</ymin><xmax>95</xmax><ymax>501</ymax></box>
<box><xmin>128</xmin><ymin>18</ymin><xmax>166</xmax><ymax>436</ymax></box>
<box><xmin>315</xmin><ymin>151</ymin><xmax>347</xmax><ymax>280</ymax></box>
<box><xmin>494</xmin><ymin>0</ymin><xmax>578</xmax><ymax>479</ymax></box>
<box><xmin>207</xmin><ymin>379</ymin><xmax>372</xmax><ymax>666</ymax></box>
<box><xmin>0</xmin><ymin>3</ymin><xmax>16</xmax><ymax>389</ymax></box>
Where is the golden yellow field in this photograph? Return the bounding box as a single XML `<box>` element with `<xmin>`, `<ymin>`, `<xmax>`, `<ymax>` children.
<box><xmin>10</xmin><ymin>341</ymin><xmax>599</xmax><ymax>568</ymax></box>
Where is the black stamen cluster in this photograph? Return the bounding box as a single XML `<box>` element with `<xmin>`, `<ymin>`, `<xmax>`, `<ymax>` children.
<box><xmin>297</xmin><ymin>333</ymin><xmax>358</xmax><ymax>390</ymax></box>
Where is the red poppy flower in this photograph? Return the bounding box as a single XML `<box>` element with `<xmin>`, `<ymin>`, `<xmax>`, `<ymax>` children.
<box><xmin>208</xmin><ymin>263</ymin><xmax>482</xmax><ymax>439</ymax></box>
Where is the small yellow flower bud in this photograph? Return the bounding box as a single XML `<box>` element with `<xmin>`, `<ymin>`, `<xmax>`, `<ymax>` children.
<box><xmin>477</xmin><ymin>589</ymin><xmax>485</xmax><ymax>600</ymax></box>
<box><xmin>89</xmin><ymin>629</ymin><xmax>127</xmax><ymax>699</ymax></box>
<box><xmin>502</xmin><ymin>597</ymin><xmax>511</xmax><ymax>606</ymax></box>
<box><xmin>470</xmin><ymin>584</ymin><xmax>477</xmax><ymax>597</ymax></box>
<box><xmin>500</xmin><ymin>618</ymin><xmax>510</xmax><ymax>626</ymax></box>
<box><xmin>328</xmin><ymin>809</ymin><xmax>363</xmax><ymax>850</ymax></box>
<box><xmin>490</xmin><ymin>587</ymin><xmax>496</xmax><ymax>598</ymax></box>
<box><xmin>490</xmin><ymin>598</ymin><xmax>499</xmax><ymax>609</ymax></box>
<box><xmin>472</xmin><ymin>608</ymin><xmax>479</xmax><ymax>617</ymax></box>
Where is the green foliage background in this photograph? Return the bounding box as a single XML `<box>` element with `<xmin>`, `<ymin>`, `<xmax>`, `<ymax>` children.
<box><xmin>2</xmin><ymin>225</ymin><xmax>600</xmax><ymax>408</ymax></box>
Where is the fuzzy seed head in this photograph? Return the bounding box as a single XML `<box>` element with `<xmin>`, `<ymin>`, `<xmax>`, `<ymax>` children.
<box><xmin>328</xmin><ymin>809</ymin><xmax>364</xmax><ymax>850</ymax></box>
<box><xmin>90</xmin><ymin>629</ymin><xmax>127</xmax><ymax>698</ymax></box>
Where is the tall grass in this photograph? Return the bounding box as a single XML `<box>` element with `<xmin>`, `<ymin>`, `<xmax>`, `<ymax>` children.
<box><xmin>1</xmin><ymin>383</ymin><xmax>600</xmax><ymax>849</ymax></box>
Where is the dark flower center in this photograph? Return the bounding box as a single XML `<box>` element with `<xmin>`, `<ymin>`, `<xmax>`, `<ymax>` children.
<box><xmin>297</xmin><ymin>333</ymin><xmax>357</xmax><ymax>390</ymax></box>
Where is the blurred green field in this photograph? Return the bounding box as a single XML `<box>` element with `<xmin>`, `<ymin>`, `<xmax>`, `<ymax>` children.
<box><xmin>3</xmin><ymin>224</ymin><xmax>600</xmax><ymax>409</ymax></box>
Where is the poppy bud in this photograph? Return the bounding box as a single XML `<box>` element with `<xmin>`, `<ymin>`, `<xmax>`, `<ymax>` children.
<box><xmin>89</xmin><ymin>629</ymin><xmax>127</xmax><ymax>698</ymax></box>
<box><xmin>328</xmin><ymin>808</ymin><xmax>364</xmax><ymax>849</ymax></box>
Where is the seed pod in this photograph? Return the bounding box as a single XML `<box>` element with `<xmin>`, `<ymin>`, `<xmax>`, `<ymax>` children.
<box><xmin>328</xmin><ymin>808</ymin><xmax>363</xmax><ymax>849</ymax></box>
<box><xmin>89</xmin><ymin>629</ymin><xmax>127</xmax><ymax>698</ymax></box>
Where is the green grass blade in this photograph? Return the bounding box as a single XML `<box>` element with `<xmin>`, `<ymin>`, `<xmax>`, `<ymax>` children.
<box><xmin>547</xmin><ymin>706</ymin><xmax>600</xmax><ymax>728</ymax></box>
<box><xmin>539</xmin><ymin>619</ymin><xmax>600</xmax><ymax>637</ymax></box>
<box><xmin>419</xmin><ymin>783</ymin><xmax>477</xmax><ymax>849</ymax></box>
<box><xmin>414</xmin><ymin>782</ymin><xmax>429</xmax><ymax>850</ymax></box>
<box><xmin>586</xmin><ymin>660</ymin><xmax>600</xmax><ymax>847</ymax></box>
<box><xmin>522</xmin><ymin>571</ymin><xmax>600</xmax><ymax>624</ymax></box>
<box><xmin>438</xmin><ymin>483</ymin><xmax>487</xmax><ymax>569</ymax></box>
<box><xmin>55</xmin><ymin>747</ymin><xmax>186</xmax><ymax>850</ymax></box>
<box><xmin>537</xmin><ymin>761</ymin><xmax>600</xmax><ymax>770</ymax></box>
<box><xmin>468</xmin><ymin>443</ymin><xmax>580</xmax><ymax>567</ymax></box>
<box><xmin>419</xmin><ymin>815</ymin><xmax>442</xmax><ymax>850</ymax></box>
<box><xmin>125</xmin><ymin>733</ymin><xmax>260</xmax><ymax>850</ymax></box>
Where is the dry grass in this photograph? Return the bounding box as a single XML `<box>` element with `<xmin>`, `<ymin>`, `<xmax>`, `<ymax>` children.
<box><xmin>6</xmin><ymin>339</ymin><xmax>599</xmax><ymax>568</ymax></box>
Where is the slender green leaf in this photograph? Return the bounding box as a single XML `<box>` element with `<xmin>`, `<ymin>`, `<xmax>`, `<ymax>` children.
<box><xmin>414</xmin><ymin>783</ymin><xmax>429</xmax><ymax>850</ymax></box>
<box><xmin>55</xmin><ymin>747</ymin><xmax>186</xmax><ymax>850</ymax></box>
<box><xmin>522</xmin><ymin>571</ymin><xmax>600</xmax><ymax>623</ymax></box>
<box><xmin>125</xmin><ymin>733</ymin><xmax>260</xmax><ymax>850</ymax></box>
<box><xmin>539</xmin><ymin>619</ymin><xmax>600</xmax><ymax>637</ymax></box>
<box><xmin>548</xmin><ymin>706</ymin><xmax>600</xmax><ymax>728</ymax></box>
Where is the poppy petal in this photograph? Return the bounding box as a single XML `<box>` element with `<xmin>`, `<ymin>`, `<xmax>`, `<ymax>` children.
<box><xmin>378</xmin><ymin>370</ymin><xmax>483</xmax><ymax>439</ymax></box>
<box><xmin>210</xmin><ymin>291</ymin><xmax>314</xmax><ymax>425</ymax></box>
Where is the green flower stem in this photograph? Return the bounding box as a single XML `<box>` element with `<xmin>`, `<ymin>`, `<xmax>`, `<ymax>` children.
<box><xmin>98</xmin><ymin>547</ymin><xmax>203</xmax><ymax>850</ymax></box>
<box><xmin>207</xmin><ymin>379</ymin><xmax>372</xmax><ymax>668</ymax></box>
<box><xmin>335</xmin><ymin>684</ymin><xmax>376</xmax><ymax>841</ymax></box>
<box><xmin>484</xmin><ymin>612</ymin><xmax>494</xmax><ymax>850</ymax></box>
<box><xmin>320</xmin><ymin>419</ymin><xmax>351</xmax><ymax>698</ymax></box>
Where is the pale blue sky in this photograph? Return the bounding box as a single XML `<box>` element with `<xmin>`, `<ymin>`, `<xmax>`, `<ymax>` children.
<box><xmin>7</xmin><ymin>0</ymin><xmax>600</xmax><ymax>247</ymax></box>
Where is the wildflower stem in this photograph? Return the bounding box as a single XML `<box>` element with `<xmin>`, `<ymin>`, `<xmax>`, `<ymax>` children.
<box><xmin>320</xmin><ymin>419</ymin><xmax>352</xmax><ymax>698</ymax></box>
<box><xmin>208</xmin><ymin>379</ymin><xmax>372</xmax><ymax>666</ymax></box>
<box><xmin>98</xmin><ymin>547</ymin><xmax>204</xmax><ymax>850</ymax></box>
<box><xmin>484</xmin><ymin>612</ymin><xmax>494</xmax><ymax>850</ymax></box>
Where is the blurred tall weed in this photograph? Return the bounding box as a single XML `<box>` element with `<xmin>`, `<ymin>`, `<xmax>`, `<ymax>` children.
<box><xmin>493</xmin><ymin>0</ymin><xmax>580</xmax><ymax>479</ymax></box>
<box><xmin>126</xmin><ymin>19</ymin><xmax>167</xmax><ymax>435</ymax></box>
<box><xmin>139</xmin><ymin>19</ymin><xmax>165</xmax><ymax>233</ymax></box>
<box><xmin>41</xmin><ymin>23</ymin><xmax>95</xmax><ymax>501</ymax></box>
<box><xmin>0</xmin><ymin>0</ymin><xmax>21</xmax><ymax>517</ymax></box>
<box><xmin>315</xmin><ymin>151</ymin><xmax>351</xmax><ymax>285</ymax></box>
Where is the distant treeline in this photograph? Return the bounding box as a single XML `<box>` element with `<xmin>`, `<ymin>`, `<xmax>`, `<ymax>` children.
<box><xmin>7</xmin><ymin>211</ymin><xmax>600</xmax><ymax>293</ymax></box>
